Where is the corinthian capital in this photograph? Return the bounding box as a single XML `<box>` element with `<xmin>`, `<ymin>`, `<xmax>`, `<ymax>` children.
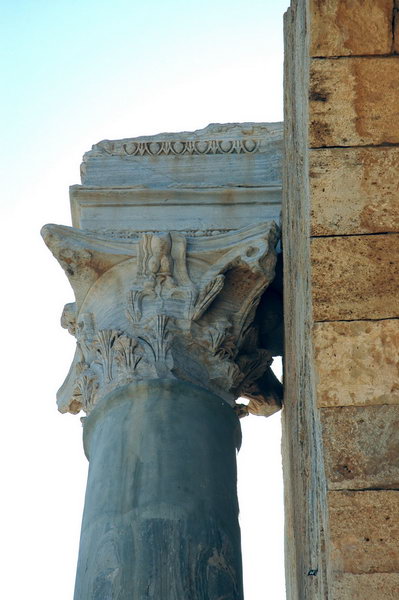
<box><xmin>41</xmin><ymin>221</ymin><xmax>279</xmax><ymax>415</ymax></box>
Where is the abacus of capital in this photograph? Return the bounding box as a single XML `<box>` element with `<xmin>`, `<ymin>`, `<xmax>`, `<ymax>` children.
<box><xmin>42</xmin><ymin>123</ymin><xmax>283</xmax><ymax>599</ymax></box>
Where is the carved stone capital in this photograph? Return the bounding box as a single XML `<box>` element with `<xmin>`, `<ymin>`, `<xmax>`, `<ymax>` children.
<box><xmin>42</xmin><ymin>221</ymin><xmax>279</xmax><ymax>414</ymax></box>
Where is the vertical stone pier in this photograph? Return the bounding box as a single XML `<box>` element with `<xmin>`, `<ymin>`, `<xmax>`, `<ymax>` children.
<box><xmin>42</xmin><ymin>123</ymin><xmax>283</xmax><ymax>599</ymax></box>
<box><xmin>284</xmin><ymin>2</ymin><xmax>399</xmax><ymax>599</ymax></box>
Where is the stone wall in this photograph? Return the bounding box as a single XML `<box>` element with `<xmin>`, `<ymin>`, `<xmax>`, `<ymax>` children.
<box><xmin>283</xmin><ymin>1</ymin><xmax>399</xmax><ymax>599</ymax></box>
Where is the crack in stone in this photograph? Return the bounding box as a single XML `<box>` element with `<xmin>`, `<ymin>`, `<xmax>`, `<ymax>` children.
<box><xmin>314</xmin><ymin>317</ymin><xmax>399</xmax><ymax>324</ymax></box>
<box><xmin>310</xmin><ymin>141</ymin><xmax>399</xmax><ymax>149</ymax></box>
<box><xmin>330</xmin><ymin>488</ymin><xmax>399</xmax><ymax>493</ymax></box>
<box><xmin>311</xmin><ymin>232</ymin><xmax>399</xmax><ymax>239</ymax></box>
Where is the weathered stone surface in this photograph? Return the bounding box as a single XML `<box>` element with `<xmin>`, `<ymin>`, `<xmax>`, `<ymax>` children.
<box><xmin>285</xmin><ymin>2</ymin><xmax>399</xmax><ymax>599</ymax></box>
<box><xmin>71</xmin><ymin>122</ymin><xmax>282</xmax><ymax>240</ymax></box>
<box><xmin>43</xmin><ymin>124</ymin><xmax>284</xmax><ymax>420</ymax></box>
<box><xmin>310</xmin><ymin>0</ymin><xmax>393</xmax><ymax>57</ymax></box>
<box><xmin>321</xmin><ymin>405</ymin><xmax>399</xmax><ymax>489</ymax></box>
<box><xmin>75</xmin><ymin>379</ymin><xmax>244</xmax><ymax>600</ymax></box>
<box><xmin>70</xmin><ymin>186</ymin><xmax>282</xmax><ymax>234</ymax></box>
<box><xmin>329</xmin><ymin>491</ymin><xmax>399</xmax><ymax>574</ymax></box>
<box><xmin>283</xmin><ymin>4</ymin><xmax>330</xmax><ymax>600</ymax></box>
<box><xmin>43</xmin><ymin>123</ymin><xmax>284</xmax><ymax>599</ymax></box>
<box><xmin>330</xmin><ymin>573</ymin><xmax>399</xmax><ymax>600</ymax></box>
<box><xmin>42</xmin><ymin>221</ymin><xmax>279</xmax><ymax>416</ymax></box>
<box><xmin>310</xmin><ymin>58</ymin><xmax>399</xmax><ymax>147</ymax></box>
<box><xmin>395</xmin><ymin>2</ymin><xmax>399</xmax><ymax>54</ymax></box>
<box><xmin>314</xmin><ymin>320</ymin><xmax>399</xmax><ymax>407</ymax></box>
<box><xmin>311</xmin><ymin>234</ymin><xmax>399</xmax><ymax>321</ymax></box>
<box><xmin>80</xmin><ymin>122</ymin><xmax>283</xmax><ymax>188</ymax></box>
<box><xmin>310</xmin><ymin>147</ymin><xmax>399</xmax><ymax>235</ymax></box>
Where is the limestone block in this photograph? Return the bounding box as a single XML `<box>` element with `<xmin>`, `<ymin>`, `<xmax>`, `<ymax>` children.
<box><xmin>329</xmin><ymin>491</ymin><xmax>399</xmax><ymax>574</ymax></box>
<box><xmin>395</xmin><ymin>2</ymin><xmax>399</xmax><ymax>54</ymax></box>
<box><xmin>321</xmin><ymin>405</ymin><xmax>399</xmax><ymax>489</ymax></box>
<box><xmin>310</xmin><ymin>58</ymin><xmax>399</xmax><ymax>147</ymax></box>
<box><xmin>313</xmin><ymin>320</ymin><xmax>399</xmax><ymax>407</ymax></box>
<box><xmin>310</xmin><ymin>147</ymin><xmax>399</xmax><ymax>235</ymax></box>
<box><xmin>311</xmin><ymin>234</ymin><xmax>399</xmax><ymax>321</ymax></box>
<box><xmin>330</xmin><ymin>573</ymin><xmax>399</xmax><ymax>600</ymax></box>
<box><xmin>310</xmin><ymin>0</ymin><xmax>393</xmax><ymax>57</ymax></box>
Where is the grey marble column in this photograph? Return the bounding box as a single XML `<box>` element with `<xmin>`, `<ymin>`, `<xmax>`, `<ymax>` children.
<box><xmin>74</xmin><ymin>379</ymin><xmax>243</xmax><ymax>600</ymax></box>
<box><xmin>42</xmin><ymin>124</ymin><xmax>282</xmax><ymax>599</ymax></box>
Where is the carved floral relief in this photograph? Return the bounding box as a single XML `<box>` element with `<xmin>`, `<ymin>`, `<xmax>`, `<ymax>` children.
<box><xmin>42</xmin><ymin>222</ymin><xmax>280</xmax><ymax>416</ymax></box>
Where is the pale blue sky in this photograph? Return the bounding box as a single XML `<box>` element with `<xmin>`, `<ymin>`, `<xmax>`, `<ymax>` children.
<box><xmin>1</xmin><ymin>2</ymin><xmax>288</xmax><ymax>598</ymax></box>
<box><xmin>2</xmin><ymin>0</ymin><xmax>286</xmax><ymax>215</ymax></box>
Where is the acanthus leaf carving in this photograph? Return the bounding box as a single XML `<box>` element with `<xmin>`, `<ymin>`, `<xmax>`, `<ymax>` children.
<box><xmin>137</xmin><ymin>315</ymin><xmax>173</xmax><ymax>378</ymax></box>
<box><xmin>114</xmin><ymin>334</ymin><xmax>142</xmax><ymax>375</ymax></box>
<box><xmin>75</xmin><ymin>363</ymin><xmax>98</xmax><ymax>413</ymax></box>
<box><xmin>94</xmin><ymin>329</ymin><xmax>120</xmax><ymax>383</ymax></box>
<box><xmin>207</xmin><ymin>319</ymin><xmax>235</xmax><ymax>359</ymax></box>
<box><xmin>192</xmin><ymin>275</ymin><xmax>225</xmax><ymax>321</ymax></box>
<box><xmin>43</xmin><ymin>222</ymin><xmax>280</xmax><ymax>415</ymax></box>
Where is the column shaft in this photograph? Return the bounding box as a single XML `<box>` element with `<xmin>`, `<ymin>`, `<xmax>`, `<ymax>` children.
<box><xmin>74</xmin><ymin>379</ymin><xmax>243</xmax><ymax>600</ymax></box>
